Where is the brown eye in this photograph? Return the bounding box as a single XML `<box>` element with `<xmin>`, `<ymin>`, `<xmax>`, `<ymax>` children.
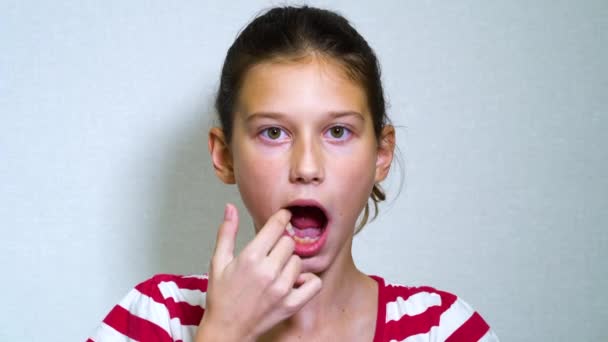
<box><xmin>330</xmin><ymin>126</ymin><xmax>344</xmax><ymax>138</ymax></box>
<box><xmin>267</xmin><ymin>127</ymin><xmax>282</xmax><ymax>139</ymax></box>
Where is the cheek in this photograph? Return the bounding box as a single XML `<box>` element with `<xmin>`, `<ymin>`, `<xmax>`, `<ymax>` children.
<box><xmin>233</xmin><ymin>149</ymin><xmax>285</xmax><ymax>230</ymax></box>
<box><xmin>329</xmin><ymin>147</ymin><xmax>377</xmax><ymax>215</ymax></box>
<box><xmin>330</xmin><ymin>139</ymin><xmax>377</xmax><ymax>180</ymax></box>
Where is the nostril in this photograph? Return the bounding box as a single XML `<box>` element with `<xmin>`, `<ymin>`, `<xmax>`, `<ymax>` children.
<box><xmin>295</xmin><ymin>175</ymin><xmax>321</xmax><ymax>184</ymax></box>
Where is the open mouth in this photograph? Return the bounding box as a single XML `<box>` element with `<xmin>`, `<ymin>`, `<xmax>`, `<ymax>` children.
<box><xmin>286</xmin><ymin>202</ymin><xmax>329</xmax><ymax>256</ymax></box>
<box><xmin>285</xmin><ymin>203</ymin><xmax>329</xmax><ymax>246</ymax></box>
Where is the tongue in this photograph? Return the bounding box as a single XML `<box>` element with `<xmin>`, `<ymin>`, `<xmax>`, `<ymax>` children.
<box><xmin>291</xmin><ymin>216</ymin><xmax>322</xmax><ymax>229</ymax></box>
<box><xmin>291</xmin><ymin>215</ymin><xmax>323</xmax><ymax>238</ymax></box>
<box><xmin>293</xmin><ymin>227</ymin><xmax>321</xmax><ymax>238</ymax></box>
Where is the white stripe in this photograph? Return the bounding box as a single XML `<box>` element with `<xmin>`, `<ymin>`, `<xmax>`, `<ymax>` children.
<box><xmin>118</xmin><ymin>288</ymin><xmax>172</xmax><ymax>336</ymax></box>
<box><xmin>168</xmin><ymin>316</ymin><xmax>184</xmax><ymax>341</ymax></box>
<box><xmin>158</xmin><ymin>280</ymin><xmax>207</xmax><ymax>307</ymax></box>
<box><xmin>434</xmin><ymin>298</ymin><xmax>475</xmax><ymax>341</ymax></box>
<box><xmin>390</xmin><ymin>298</ymin><xmax>474</xmax><ymax>342</ymax></box>
<box><xmin>90</xmin><ymin>321</ymin><xmax>138</xmax><ymax>342</ymax></box>
<box><xmin>162</xmin><ymin>315</ymin><xmax>199</xmax><ymax>342</ymax></box>
<box><xmin>156</xmin><ymin>280</ymin><xmax>207</xmax><ymax>340</ymax></box>
<box><xmin>176</xmin><ymin>323</ymin><xmax>198</xmax><ymax>342</ymax></box>
<box><xmin>385</xmin><ymin>292</ymin><xmax>442</xmax><ymax>323</ymax></box>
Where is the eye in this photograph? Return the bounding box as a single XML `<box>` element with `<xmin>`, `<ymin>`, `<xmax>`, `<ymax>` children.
<box><xmin>330</xmin><ymin>126</ymin><xmax>345</xmax><ymax>138</ymax></box>
<box><xmin>324</xmin><ymin>125</ymin><xmax>352</xmax><ymax>141</ymax></box>
<box><xmin>260</xmin><ymin>126</ymin><xmax>287</xmax><ymax>141</ymax></box>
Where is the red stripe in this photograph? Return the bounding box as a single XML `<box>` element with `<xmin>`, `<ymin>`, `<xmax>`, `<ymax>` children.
<box><xmin>164</xmin><ymin>297</ymin><xmax>206</xmax><ymax>326</ymax></box>
<box><xmin>445</xmin><ymin>312</ymin><xmax>490</xmax><ymax>342</ymax></box>
<box><xmin>145</xmin><ymin>274</ymin><xmax>209</xmax><ymax>291</ymax></box>
<box><xmin>169</xmin><ymin>275</ymin><xmax>209</xmax><ymax>291</ymax></box>
<box><xmin>384</xmin><ymin>291</ymin><xmax>458</xmax><ymax>341</ymax></box>
<box><xmin>103</xmin><ymin>305</ymin><xmax>172</xmax><ymax>342</ymax></box>
<box><xmin>135</xmin><ymin>274</ymin><xmax>208</xmax><ymax>302</ymax></box>
<box><xmin>371</xmin><ymin>276</ymin><xmax>472</xmax><ymax>341</ymax></box>
<box><xmin>134</xmin><ymin>277</ymin><xmax>167</xmax><ymax>304</ymax></box>
<box><xmin>131</xmin><ymin>274</ymin><xmax>209</xmax><ymax>326</ymax></box>
<box><xmin>383</xmin><ymin>283</ymin><xmax>452</xmax><ymax>304</ymax></box>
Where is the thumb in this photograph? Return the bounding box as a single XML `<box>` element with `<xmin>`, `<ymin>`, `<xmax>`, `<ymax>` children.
<box><xmin>211</xmin><ymin>203</ymin><xmax>239</xmax><ymax>272</ymax></box>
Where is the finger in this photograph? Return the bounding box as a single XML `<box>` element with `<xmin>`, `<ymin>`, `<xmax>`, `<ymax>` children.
<box><xmin>211</xmin><ymin>203</ymin><xmax>239</xmax><ymax>271</ymax></box>
<box><xmin>267</xmin><ymin>254</ymin><xmax>301</xmax><ymax>298</ymax></box>
<box><xmin>266</xmin><ymin>234</ymin><xmax>296</xmax><ymax>272</ymax></box>
<box><xmin>282</xmin><ymin>272</ymin><xmax>322</xmax><ymax>311</ymax></box>
<box><xmin>280</xmin><ymin>255</ymin><xmax>302</xmax><ymax>288</ymax></box>
<box><xmin>244</xmin><ymin>209</ymin><xmax>291</xmax><ymax>257</ymax></box>
<box><xmin>294</xmin><ymin>273</ymin><xmax>307</xmax><ymax>287</ymax></box>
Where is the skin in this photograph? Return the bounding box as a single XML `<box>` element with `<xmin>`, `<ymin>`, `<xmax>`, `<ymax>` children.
<box><xmin>201</xmin><ymin>54</ymin><xmax>395</xmax><ymax>341</ymax></box>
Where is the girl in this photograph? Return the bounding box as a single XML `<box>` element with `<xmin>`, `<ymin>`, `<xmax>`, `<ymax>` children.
<box><xmin>90</xmin><ymin>5</ymin><xmax>498</xmax><ymax>342</ymax></box>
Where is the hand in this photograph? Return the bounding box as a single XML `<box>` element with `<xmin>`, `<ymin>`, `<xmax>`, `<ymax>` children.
<box><xmin>196</xmin><ymin>203</ymin><xmax>322</xmax><ymax>342</ymax></box>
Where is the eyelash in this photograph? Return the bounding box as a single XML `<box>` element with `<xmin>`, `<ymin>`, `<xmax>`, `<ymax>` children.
<box><xmin>258</xmin><ymin>125</ymin><xmax>353</xmax><ymax>143</ymax></box>
<box><xmin>323</xmin><ymin>125</ymin><xmax>352</xmax><ymax>141</ymax></box>
<box><xmin>259</xmin><ymin>126</ymin><xmax>289</xmax><ymax>142</ymax></box>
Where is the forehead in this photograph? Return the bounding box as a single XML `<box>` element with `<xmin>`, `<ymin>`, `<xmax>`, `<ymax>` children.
<box><xmin>235</xmin><ymin>56</ymin><xmax>369</xmax><ymax>118</ymax></box>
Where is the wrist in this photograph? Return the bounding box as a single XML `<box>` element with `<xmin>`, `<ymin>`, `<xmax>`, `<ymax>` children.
<box><xmin>196</xmin><ymin>315</ymin><xmax>256</xmax><ymax>342</ymax></box>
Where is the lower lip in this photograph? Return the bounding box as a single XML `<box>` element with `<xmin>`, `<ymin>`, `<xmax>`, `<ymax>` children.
<box><xmin>283</xmin><ymin>224</ymin><xmax>329</xmax><ymax>258</ymax></box>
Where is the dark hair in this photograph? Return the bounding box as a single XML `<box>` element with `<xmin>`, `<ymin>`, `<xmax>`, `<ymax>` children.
<box><xmin>215</xmin><ymin>5</ymin><xmax>392</xmax><ymax>233</ymax></box>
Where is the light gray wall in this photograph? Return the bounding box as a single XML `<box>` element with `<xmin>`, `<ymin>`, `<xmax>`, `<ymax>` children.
<box><xmin>1</xmin><ymin>1</ymin><xmax>606</xmax><ymax>341</ymax></box>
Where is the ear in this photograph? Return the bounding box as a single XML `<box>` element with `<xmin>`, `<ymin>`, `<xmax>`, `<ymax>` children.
<box><xmin>208</xmin><ymin>127</ymin><xmax>236</xmax><ymax>184</ymax></box>
<box><xmin>374</xmin><ymin>125</ymin><xmax>396</xmax><ymax>183</ymax></box>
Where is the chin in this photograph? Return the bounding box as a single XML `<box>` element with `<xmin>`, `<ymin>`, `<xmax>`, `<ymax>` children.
<box><xmin>299</xmin><ymin>247</ymin><xmax>347</xmax><ymax>276</ymax></box>
<box><xmin>298</xmin><ymin>254</ymin><xmax>330</xmax><ymax>274</ymax></box>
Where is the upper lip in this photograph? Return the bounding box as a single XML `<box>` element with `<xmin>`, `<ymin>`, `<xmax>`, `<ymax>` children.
<box><xmin>284</xmin><ymin>199</ymin><xmax>331</xmax><ymax>224</ymax></box>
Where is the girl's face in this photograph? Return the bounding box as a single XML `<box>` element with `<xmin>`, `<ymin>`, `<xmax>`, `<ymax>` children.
<box><xmin>212</xmin><ymin>55</ymin><xmax>393</xmax><ymax>274</ymax></box>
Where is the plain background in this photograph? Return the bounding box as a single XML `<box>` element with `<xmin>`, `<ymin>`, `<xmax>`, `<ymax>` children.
<box><xmin>1</xmin><ymin>0</ymin><xmax>606</xmax><ymax>341</ymax></box>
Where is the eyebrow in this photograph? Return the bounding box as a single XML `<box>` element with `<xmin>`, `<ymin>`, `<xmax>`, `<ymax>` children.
<box><xmin>246</xmin><ymin>111</ymin><xmax>365</xmax><ymax>122</ymax></box>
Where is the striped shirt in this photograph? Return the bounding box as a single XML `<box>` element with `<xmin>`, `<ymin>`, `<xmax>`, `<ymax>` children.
<box><xmin>88</xmin><ymin>274</ymin><xmax>498</xmax><ymax>341</ymax></box>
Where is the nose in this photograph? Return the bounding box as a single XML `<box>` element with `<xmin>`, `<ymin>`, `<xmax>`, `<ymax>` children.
<box><xmin>289</xmin><ymin>136</ymin><xmax>324</xmax><ymax>185</ymax></box>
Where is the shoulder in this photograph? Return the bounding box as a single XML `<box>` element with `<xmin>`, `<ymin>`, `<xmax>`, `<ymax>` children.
<box><xmin>134</xmin><ymin>273</ymin><xmax>210</xmax><ymax>305</ymax></box>
<box><xmin>88</xmin><ymin>274</ymin><xmax>209</xmax><ymax>341</ymax></box>
<box><xmin>371</xmin><ymin>275</ymin><xmax>499</xmax><ymax>342</ymax></box>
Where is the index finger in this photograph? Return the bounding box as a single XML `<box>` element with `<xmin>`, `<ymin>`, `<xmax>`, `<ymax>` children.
<box><xmin>211</xmin><ymin>203</ymin><xmax>239</xmax><ymax>271</ymax></box>
<box><xmin>243</xmin><ymin>209</ymin><xmax>292</xmax><ymax>257</ymax></box>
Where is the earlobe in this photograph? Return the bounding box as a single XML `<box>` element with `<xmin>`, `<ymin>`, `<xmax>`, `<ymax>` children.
<box><xmin>208</xmin><ymin>127</ymin><xmax>236</xmax><ymax>184</ymax></box>
<box><xmin>374</xmin><ymin>125</ymin><xmax>396</xmax><ymax>183</ymax></box>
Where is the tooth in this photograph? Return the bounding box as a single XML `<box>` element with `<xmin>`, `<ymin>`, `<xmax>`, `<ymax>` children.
<box><xmin>293</xmin><ymin>235</ymin><xmax>320</xmax><ymax>244</ymax></box>
<box><xmin>286</xmin><ymin>223</ymin><xmax>295</xmax><ymax>236</ymax></box>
